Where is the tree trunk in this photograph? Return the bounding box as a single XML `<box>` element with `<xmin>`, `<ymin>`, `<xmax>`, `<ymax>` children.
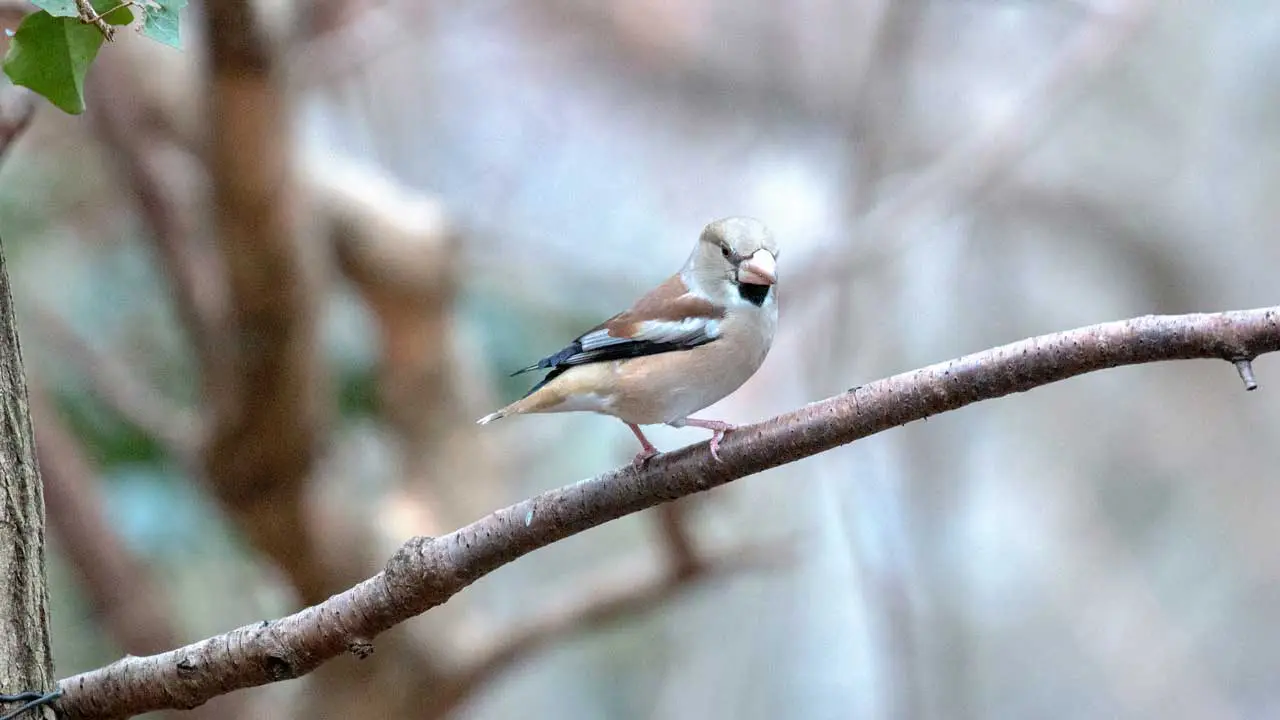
<box><xmin>0</xmin><ymin>234</ymin><xmax>56</xmax><ymax>719</ymax></box>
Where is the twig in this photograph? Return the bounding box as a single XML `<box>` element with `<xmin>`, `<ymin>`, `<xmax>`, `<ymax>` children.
<box><xmin>0</xmin><ymin>54</ymin><xmax>34</xmax><ymax>169</ymax></box>
<box><xmin>75</xmin><ymin>0</ymin><xmax>131</xmax><ymax>40</ymax></box>
<box><xmin>52</xmin><ymin>307</ymin><xmax>1280</xmax><ymax>719</ymax></box>
<box><xmin>1234</xmin><ymin>358</ymin><xmax>1257</xmax><ymax>391</ymax></box>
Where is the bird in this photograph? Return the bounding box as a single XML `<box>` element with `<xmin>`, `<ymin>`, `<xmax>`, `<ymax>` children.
<box><xmin>477</xmin><ymin>217</ymin><xmax>778</xmax><ymax>467</ymax></box>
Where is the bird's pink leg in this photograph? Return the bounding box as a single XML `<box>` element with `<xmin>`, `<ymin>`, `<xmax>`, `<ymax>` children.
<box><xmin>680</xmin><ymin>418</ymin><xmax>736</xmax><ymax>461</ymax></box>
<box><xmin>627</xmin><ymin>423</ymin><xmax>660</xmax><ymax>467</ymax></box>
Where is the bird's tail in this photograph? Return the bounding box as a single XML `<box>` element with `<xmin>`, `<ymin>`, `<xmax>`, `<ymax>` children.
<box><xmin>476</xmin><ymin>381</ymin><xmax>567</xmax><ymax>425</ymax></box>
<box><xmin>475</xmin><ymin>396</ymin><xmax>534</xmax><ymax>425</ymax></box>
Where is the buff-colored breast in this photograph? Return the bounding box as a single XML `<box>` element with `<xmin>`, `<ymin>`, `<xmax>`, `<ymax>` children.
<box><xmin>598</xmin><ymin>309</ymin><xmax>774</xmax><ymax>424</ymax></box>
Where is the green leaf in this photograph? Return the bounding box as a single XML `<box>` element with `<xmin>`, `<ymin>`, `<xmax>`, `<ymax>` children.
<box><xmin>88</xmin><ymin>0</ymin><xmax>135</xmax><ymax>25</ymax></box>
<box><xmin>3</xmin><ymin>13</ymin><xmax>105</xmax><ymax>114</ymax></box>
<box><xmin>30</xmin><ymin>1</ymin><xmax>79</xmax><ymax>18</ymax></box>
<box><xmin>141</xmin><ymin>0</ymin><xmax>186</xmax><ymax>49</ymax></box>
<box><xmin>33</xmin><ymin>0</ymin><xmax>135</xmax><ymax>21</ymax></box>
<box><xmin>1</xmin><ymin>2</ymin><xmax>133</xmax><ymax>115</ymax></box>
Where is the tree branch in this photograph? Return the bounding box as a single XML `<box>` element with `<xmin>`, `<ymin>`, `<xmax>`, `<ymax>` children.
<box><xmin>52</xmin><ymin>307</ymin><xmax>1280</xmax><ymax>719</ymax></box>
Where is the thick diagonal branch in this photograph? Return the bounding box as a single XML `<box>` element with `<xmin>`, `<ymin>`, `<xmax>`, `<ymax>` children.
<box><xmin>53</xmin><ymin>307</ymin><xmax>1280</xmax><ymax>719</ymax></box>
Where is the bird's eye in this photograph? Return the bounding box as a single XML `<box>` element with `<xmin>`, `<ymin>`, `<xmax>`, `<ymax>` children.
<box><xmin>721</xmin><ymin>246</ymin><xmax>731</xmax><ymax>258</ymax></box>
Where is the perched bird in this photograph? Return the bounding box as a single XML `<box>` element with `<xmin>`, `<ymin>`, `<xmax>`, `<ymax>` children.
<box><xmin>477</xmin><ymin>217</ymin><xmax>779</xmax><ymax>466</ymax></box>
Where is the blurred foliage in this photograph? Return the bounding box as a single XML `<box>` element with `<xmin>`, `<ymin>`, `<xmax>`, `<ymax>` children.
<box><xmin>52</xmin><ymin>388</ymin><xmax>165</xmax><ymax>466</ymax></box>
<box><xmin>336</xmin><ymin>366</ymin><xmax>378</xmax><ymax>418</ymax></box>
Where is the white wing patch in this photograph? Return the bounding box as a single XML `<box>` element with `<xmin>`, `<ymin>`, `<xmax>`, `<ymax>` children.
<box><xmin>580</xmin><ymin>317</ymin><xmax>720</xmax><ymax>351</ymax></box>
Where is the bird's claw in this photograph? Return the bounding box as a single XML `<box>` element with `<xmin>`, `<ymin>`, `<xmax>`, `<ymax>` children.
<box><xmin>632</xmin><ymin>448</ymin><xmax>659</xmax><ymax>468</ymax></box>
<box><xmin>708</xmin><ymin>429</ymin><xmax>729</xmax><ymax>462</ymax></box>
<box><xmin>679</xmin><ymin>418</ymin><xmax>736</xmax><ymax>462</ymax></box>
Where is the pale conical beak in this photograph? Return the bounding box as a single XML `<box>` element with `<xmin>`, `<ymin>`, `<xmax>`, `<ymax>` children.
<box><xmin>737</xmin><ymin>249</ymin><xmax>777</xmax><ymax>286</ymax></box>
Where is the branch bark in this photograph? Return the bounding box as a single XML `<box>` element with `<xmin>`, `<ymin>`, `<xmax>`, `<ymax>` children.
<box><xmin>52</xmin><ymin>307</ymin><xmax>1280</xmax><ymax>718</ymax></box>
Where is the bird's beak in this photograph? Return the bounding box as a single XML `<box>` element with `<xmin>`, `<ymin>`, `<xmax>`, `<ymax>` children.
<box><xmin>737</xmin><ymin>249</ymin><xmax>777</xmax><ymax>286</ymax></box>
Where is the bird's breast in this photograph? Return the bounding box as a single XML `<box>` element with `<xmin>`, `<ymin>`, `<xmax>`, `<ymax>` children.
<box><xmin>604</xmin><ymin>309</ymin><xmax>774</xmax><ymax>424</ymax></box>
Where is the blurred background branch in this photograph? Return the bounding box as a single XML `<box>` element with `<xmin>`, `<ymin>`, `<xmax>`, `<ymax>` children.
<box><xmin>794</xmin><ymin>0</ymin><xmax>1159</xmax><ymax>298</ymax></box>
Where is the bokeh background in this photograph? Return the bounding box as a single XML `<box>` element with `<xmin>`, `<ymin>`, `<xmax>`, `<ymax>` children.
<box><xmin>1</xmin><ymin>0</ymin><xmax>1278</xmax><ymax>718</ymax></box>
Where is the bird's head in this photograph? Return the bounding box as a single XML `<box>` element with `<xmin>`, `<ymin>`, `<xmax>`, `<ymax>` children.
<box><xmin>683</xmin><ymin>217</ymin><xmax>778</xmax><ymax>307</ymax></box>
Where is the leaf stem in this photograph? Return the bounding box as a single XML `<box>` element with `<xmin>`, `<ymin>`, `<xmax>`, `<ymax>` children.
<box><xmin>75</xmin><ymin>0</ymin><xmax>135</xmax><ymax>40</ymax></box>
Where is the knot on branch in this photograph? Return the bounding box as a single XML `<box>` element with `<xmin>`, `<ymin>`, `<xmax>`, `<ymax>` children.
<box><xmin>175</xmin><ymin>657</ymin><xmax>198</xmax><ymax>679</ymax></box>
<box><xmin>346</xmin><ymin>639</ymin><xmax>374</xmax><ymax>660</ymax></box>
<box><xmin>382</xmin><ymin>535</ymin><xmax>463</xmax><ymax>613</ymax></box>
<box><xmin>1213</xmin><ymin>310</ymin><xmax>1280</xmax><ymax>360</ymax></box>
<box><xmin>256</xmin><ymin>623</ymin><xmax>307</xmax><ymax>683</ymax></box>
<box><xmin>263</xmin><ymin>654</ymin><xmax>296</xmax><ymax>682</ymax></box>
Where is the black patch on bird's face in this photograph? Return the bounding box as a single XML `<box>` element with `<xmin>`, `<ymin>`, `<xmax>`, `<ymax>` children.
<box><xmin>737</xmin><ymin>282</ymin><xmax>770</xmax><ymax>307</ymax></box>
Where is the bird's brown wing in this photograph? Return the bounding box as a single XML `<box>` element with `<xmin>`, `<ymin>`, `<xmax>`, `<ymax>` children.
<box><xmin>512</xmin><ymin>275</ymin><xmax>725</xmax><ymax>394</ymax></box>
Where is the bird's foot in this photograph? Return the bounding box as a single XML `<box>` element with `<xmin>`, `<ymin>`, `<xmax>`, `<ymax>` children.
<box><xmin>632</xmin><ymin>447</ymin><xmax>659</xmax><ymax>468</ymax></box>
<box><xmin>682</xmin><ymin>418</ymin><xmax>736</xmax><ymax>462</ymax></box>
<box><xmin>0</xmin><ymin>688</ymin><xmax>62</xmax><ymax>720</ymax></box>
<box><xmin>627</xmin><ymin>423</ymin><xmax>661</xmax><ymax>468</ymax></box>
